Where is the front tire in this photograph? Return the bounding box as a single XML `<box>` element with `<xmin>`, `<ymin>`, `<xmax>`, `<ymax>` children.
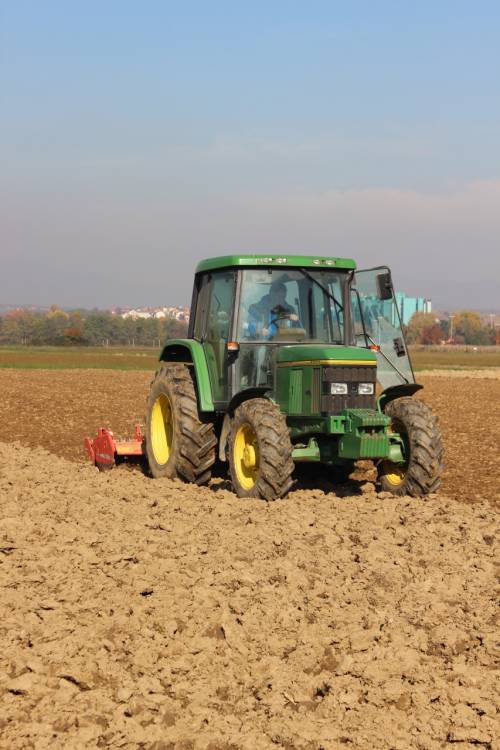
<box><xmin>145</xmin><ymin>364</ymin><xmax>216</xmax><ymax>485</ymax></box>
<box><xmin>229</xmin><ymin>398</ymin><xmax>294</xmax><ymax>500</ymax></box>
<box><xmin>378</xmin><ymin>397</ymin><xmax>443</xmax><ymax>496</ymax></box>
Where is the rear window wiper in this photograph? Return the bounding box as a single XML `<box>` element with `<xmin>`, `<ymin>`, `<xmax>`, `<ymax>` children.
<box><xmin>299</xmin><ymin>268</ymin><xmax>344</xmax><ymax>343</ymax></box>
<box><xmin>298</xmin><ymin>268</ymin><xmax>344</xmax><ymax>312</ymax></box>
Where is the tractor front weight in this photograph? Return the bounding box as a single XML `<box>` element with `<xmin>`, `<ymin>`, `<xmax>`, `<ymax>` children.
<box><xmin>290</xmin><ymin>408</ymin><xmax>405</xmax><ymax>465</ymax></box>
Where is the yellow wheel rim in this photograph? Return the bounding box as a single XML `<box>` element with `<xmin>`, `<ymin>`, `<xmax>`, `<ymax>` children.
<box><xmin>381</xmin><ymin>417</ymin><xmax>408</xmax><ymax>486</ymax></box>
<box><xmin>233</xmin><ymin>423</ymin><xmax>259</xmax><ymax>490</ymax></box>
<box><xmin>151</xmin><ymin>393</ymin><xmax>173</xmax><ymax>466</ymax></box>
<box><xmin>380</xmin><ymin>461</ymin><xmax>407</xmax><ymax>486</ymax></box>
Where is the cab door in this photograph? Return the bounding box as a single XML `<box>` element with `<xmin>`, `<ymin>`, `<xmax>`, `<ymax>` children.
<box><xmin>352</xmin><ymin>267</ymin><xmax>415</xmax><ymax>390</ymax></box>
<box><xmin>200</xmin><ymin>270</ymin><xmax>236</xmax><ymax>406</ymax></box>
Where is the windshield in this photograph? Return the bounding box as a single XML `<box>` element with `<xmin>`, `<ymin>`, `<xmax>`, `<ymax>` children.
<box><xmin>237</xmin><ymin>268</ymin><xmax>346</xmax><ymax>343</ymax></box>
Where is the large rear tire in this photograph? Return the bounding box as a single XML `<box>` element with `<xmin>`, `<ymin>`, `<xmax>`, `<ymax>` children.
<box><xmin>145</xmin><ymin>364</ymin><xmax>216</xmax><ymax>485</ymax></box>
<box><xmin>378</xmin><ymin>397</ymin><xmax>443</xmax><ymax>496</ymax></box>
<box><xmin>229</xmin><ymin>398</ymin><xmax>294</xmax><ymax>500</ymax></box>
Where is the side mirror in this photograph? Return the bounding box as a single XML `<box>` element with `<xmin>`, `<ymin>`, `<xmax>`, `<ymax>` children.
<box><xmin>376</xmin><ymin>271</ymin><xmax>393</xmax><ymax>301</ymax></box>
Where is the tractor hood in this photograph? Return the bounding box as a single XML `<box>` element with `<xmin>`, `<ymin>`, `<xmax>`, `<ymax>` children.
<box><xmin>276</xmin><ymin>344</ymin><xmax>377</xmax><ymax>367</ymax></box>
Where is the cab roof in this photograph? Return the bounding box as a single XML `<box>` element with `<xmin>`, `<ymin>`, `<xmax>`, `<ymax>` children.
<box><xmin>195</xmin><ymin>254</ymin><xmax>356</xmax><ymax>273</ymax></box>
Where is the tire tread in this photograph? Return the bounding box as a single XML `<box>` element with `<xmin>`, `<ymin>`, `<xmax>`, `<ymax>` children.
<box><xmin>379</xmin><ymin>397</ymin><xmax>444</xmax><ymax>497</ymax></box>
<box><xmin>145</xmin><ymin>364</ymin><xmax>216</xmax><ymax>485</ymax></box>
<box><xmin>229</xmin><ymin>398</ymin><xmax>294</xmax><ymax>500</ymax></box>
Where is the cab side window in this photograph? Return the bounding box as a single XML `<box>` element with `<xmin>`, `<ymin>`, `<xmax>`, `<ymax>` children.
<box><xmin>206</xmin><ymin>272</ymin><xmax>234</xmax><ymax>342</ymax></box>
<box><xmin>194</xmin><ymin>271</ymin><xmax>236</xmax><ymax>403</ymax></box>
<box><xmin>193</xmin><ymin>274</ymin><xmax>211</xmax><ymax>340</ymax></box>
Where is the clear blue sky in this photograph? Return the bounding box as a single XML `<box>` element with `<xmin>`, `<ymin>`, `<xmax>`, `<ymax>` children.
<box><xmin>1</xmin><ymin>1</ymin><xmax>499</xmax><ymax>309</ymax></box>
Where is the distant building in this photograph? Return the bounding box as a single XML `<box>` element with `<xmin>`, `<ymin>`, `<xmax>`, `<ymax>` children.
<box><xmin>357</xmin><ymin>292</ymin><xmax>432</xmax><ymax>332</ymax></box>
<box><xmin>119</xmin><ymin>305</ymin><xmax>190</xmax><ymax>322</ymax></box>
<box><xmin>122</xmin><ymin>309</ymin><xmax>152</xmax><ymax>320</ymax></box>
<box><xmin>395</xmin><ymin>293</ymin><xmax>432</xmax><ymax>326</ymax></box>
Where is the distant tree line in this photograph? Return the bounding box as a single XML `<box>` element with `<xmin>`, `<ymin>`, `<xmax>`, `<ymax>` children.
<box><xmin>405</xmin><ymin>311</ymin><xmax>499</xmax><ymax>345</ymax></box>
<box><xmin>0</xmin><ymin>306</ymin><xmax>188</xmax><ymax>346</ymax></box>
<box><xmin>1</xmin><ymin>306</ymin><xmax>497</xmax><ymax>347</ymax></box>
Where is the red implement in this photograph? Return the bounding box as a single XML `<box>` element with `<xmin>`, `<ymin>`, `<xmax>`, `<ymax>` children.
<box><xmin>84</xmin><ymin>425</ymin><xmax>144</xmax><ymax>469</ymax></box>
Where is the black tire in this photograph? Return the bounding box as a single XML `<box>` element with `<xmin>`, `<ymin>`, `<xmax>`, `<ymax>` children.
<box><xmin>145</xmin><ymin>364</ymin><xmax>216</xmax><ymax>485</ymax></box>
<box><xmin>378</xmin><ymin>397</ymin><xmax>443</xmax><ymax>496</ymax></box>
<box><xmin>228</xmin><ymin>398</ymin><xmax>294</xmax><ymax>500</ymax></box>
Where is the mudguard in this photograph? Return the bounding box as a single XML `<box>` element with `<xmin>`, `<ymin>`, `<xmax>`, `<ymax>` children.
<box><xmin>378</xmin><ymin>383</ymin><xmax>423</xmax><ymax>412</ymax></box>
<box><xmin>159</xmin><ymin>339</ymin><xmax>214</xmax><ymax>413</ymax></box>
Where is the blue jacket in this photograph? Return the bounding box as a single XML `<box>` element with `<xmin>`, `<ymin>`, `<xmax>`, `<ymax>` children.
<box><xmin>248</xmin><ymin>296</ymin><xmax>301</xmax><ymax>339</ymax></box>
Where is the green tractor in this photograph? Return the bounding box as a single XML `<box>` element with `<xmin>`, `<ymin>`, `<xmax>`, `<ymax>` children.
<box><xmin>144</xmin><ymin>254</ymin><xmax>443</xmax><ymax>499</ymax></box>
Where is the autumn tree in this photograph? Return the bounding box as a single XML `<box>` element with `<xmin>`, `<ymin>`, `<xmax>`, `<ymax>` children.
<box><xmin>406</xmin><ymin>312</ymin><xmax>440</xmax><ymax>344</ymax></box>
<box><xmin>420</xmin><ymin>323</ymin><xmax>443</xmax><ymax>345</ymax></box>
<box><xmin>0</xmin><ymin>309</ymin><xmax>42</xmax><ymax>344</ymax></box>
<box><xmin>453</xmin><ymin>311</ymin><xmax>493</xmax><ymax>345</ymax></box>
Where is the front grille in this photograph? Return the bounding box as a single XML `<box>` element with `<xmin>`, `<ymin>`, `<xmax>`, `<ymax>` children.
<box><xmin>311</xmin><ymin>367</ymin><xmax>322</xmax><ymax>412</ymax></box>
<box><xmin>289</xmin><ymin>369</ymin><xmax>303</xmax><ymax>414</ymax></box>
<box><xmin>321</xmin><ymin>365</ymin><xmax>376</xmax><ymax>414</ymax></box>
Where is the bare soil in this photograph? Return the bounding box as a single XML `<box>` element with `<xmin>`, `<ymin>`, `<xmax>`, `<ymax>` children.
<box><xmin>0</xmin><ymin>369</ymin><xmax>499</xmax><ymax>749</ymax></box>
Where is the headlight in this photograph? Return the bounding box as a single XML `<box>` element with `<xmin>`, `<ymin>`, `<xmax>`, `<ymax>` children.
<box><xmin>331</xmin><ymin>383</ymin><xmax>348</xmax><ymax>395</ymax></box>
<box><xmin>358</xmin><ymin>383</ymin><xmax>374</xmax><ymax>395</ymax></box>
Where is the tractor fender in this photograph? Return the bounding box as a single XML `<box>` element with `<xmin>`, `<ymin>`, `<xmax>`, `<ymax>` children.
<box><xmin>218</xmin><ymin>387</ymin><xmax>271</xmax><ymax>461</ymax></box>
<box><xmin>159</xmin><ymin>339</ymin><xmax>214</xmax><ymax>413</ymax></box>
<box><xmin>378</xmin><ymin>383</ymin><xmax>423</xmax><ymax>412</ymax></box>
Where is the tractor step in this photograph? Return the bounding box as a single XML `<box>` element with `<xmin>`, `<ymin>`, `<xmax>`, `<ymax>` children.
<box><xmin>84</xmin><ymin>425</ymin><xmax>145</xmax><ymax>469</ymax></box>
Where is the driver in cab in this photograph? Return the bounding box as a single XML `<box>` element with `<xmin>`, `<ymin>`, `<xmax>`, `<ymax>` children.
<box><xmin>248</xmin><ymin>281</ymin><xmax>301</xmax><ymax>340</ymax></box>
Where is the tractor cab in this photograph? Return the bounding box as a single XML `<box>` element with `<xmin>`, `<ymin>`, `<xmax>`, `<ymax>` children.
<box><xmin>187</xmin><ymin>255</ymin><xmax>414</xmax><ymax>407</ymax></box>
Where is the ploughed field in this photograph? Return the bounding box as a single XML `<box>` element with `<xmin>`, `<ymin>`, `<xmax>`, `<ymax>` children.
<box><xmin>0</xmin><ymin>368</ymin><xmax>499</xmax><ymax>749</ymax></box>
<box><xmin>1</xmin><ymin>369</ymin><xmax>498</xmax><ymax>505</ymax></box>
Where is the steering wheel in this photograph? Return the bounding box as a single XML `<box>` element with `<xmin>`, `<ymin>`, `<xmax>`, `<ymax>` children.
<box><xmin>269</xmin><ymin>306</ymin><xmax>295</xmax><ymax>328</ymax></box>
<box><xmin>270</xmin><ymin>313</ymin><xmax>293</xmax><ymax>327</ymax></box>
